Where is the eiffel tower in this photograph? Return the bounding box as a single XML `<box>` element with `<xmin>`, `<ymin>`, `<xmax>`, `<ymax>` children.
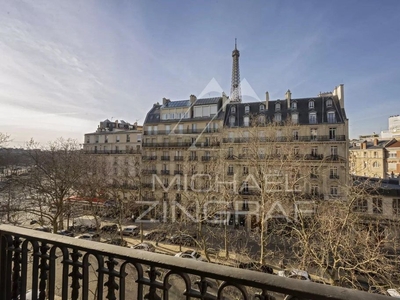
<box><xmin>230</xmin><ymin>38</ymin><xmax>242</xmax><ymax>103</ymax></box>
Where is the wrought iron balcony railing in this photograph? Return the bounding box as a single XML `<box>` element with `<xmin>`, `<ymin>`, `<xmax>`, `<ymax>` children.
<box><xmin>174</xmin><ymin>156</ymin><xmax>184</xmax><ymax>161</ymax></box>
<box><xmin>0</xmin><ymin>225</ymin><xmax>389</xmax><ymax>300</ymax></box>
<box><xmin>84</xmin><ymin>150</ymin><xmax>142</xmax><ymax>155</ymax></box>
<box><xmin>161</xmin><ymin>170</ymin><xmax>170</xmax><ymax>175</ymax></box>
<box><xmin>143</xmin><ymin>128</ymin><xmax>220</xmax><ymax>135</ymax></box>
<box><xmin>222</xmin><ymin>135</ymin><xmax>346</xmax><ymax>143</ymax></box>
<box><xmin>160</xmin><ymin>156</ymin><xmax>170</xmax><ymax>161</ymax></box>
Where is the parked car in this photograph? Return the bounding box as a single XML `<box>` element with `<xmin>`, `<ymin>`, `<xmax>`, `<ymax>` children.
<box><xmin>387</xmin><ymin>288</ymin><xmax>400</xmax><ymax>298</ymax></box>
<box><xmin>56</xmin><ymin>230</ymin><xmax>74</xmax><ymax>237</ymax></box>
<box><xmin>75</xmin><ymin>233</ymin><xmax>100</xmax><ymax>241</ymax></box>
<box><xmin>131</xmin><ymin>242</ymin><xmax>155</xmax><ymax>252</ymax></box>
<box><xmin>101</xmin><ymin>224</ymin><xmax>118</xmax><ymax>233</ymax></box>
<box><xmin>30</xmin><ymin>219</ymin><xmax>38</xmax><ymax>225</ymax></box>
<box><xmin>238</xmin><ymin>261</ymin><xmax>273</xmax><ymax>274</ymax></box>
<box><xmin>278</xmin><ymin>269</ymin><xmax>311</xmax><ymax>281</ymax></box>
<box><xmin>175</xmin><ymin>250</ymin><xmax>207</xmax><ymax>261</ymax></box>
<box><xmin>34</xmin><ymin>226</ymin><xmax>52</xmax><ymax>233</ymax></box>
<box><xmin>169</xmin><ymin>234</ymin><xmax>196</xmax><ymax>246</ymax></box>
<box><xmin>144</xmin><ymin>230</ymin><xmax>167</xmax><ymax>241</ymax></box>
<box><xmin>106</xmin><ymin>238</ymin><xmax>128</xmax><ymax>247</ymax></box>
<box><xmin>121</xmin><ymin>225</ymin><xmax>139</xmax><ymax>236</ymax></box>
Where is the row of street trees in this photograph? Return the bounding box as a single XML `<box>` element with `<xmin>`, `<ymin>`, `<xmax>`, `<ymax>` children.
<box><xmin>0</xmin><ymin>130</ymin><xmax>399</xmax><ymax>292</ymax></box>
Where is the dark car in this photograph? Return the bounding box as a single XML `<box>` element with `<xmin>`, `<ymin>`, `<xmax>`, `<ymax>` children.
<box><xmin>144</xmin><ymin>230</ymin><xmax>167</xmax><ymax>241</ymax></box>
<box><xmin>106</xmin><ymin>238</ymin><xmax>128</xmax><ymax>247</ymax></box>
<box><xmin>35</xmin><ymin>226</ymin><xmax>52</xmax><ymax>233</ymax></box>
<box><xmin>101</xmin><ymin>224</ymin><xmax>118</xmax><ymax>233</ymax></box>
<box><xmin>238</xmin><ymin>262</ymin><xmax>273</xmax><ymax>274</ymax></box>
<box><xmin>56</xmin><ymin>230</ymin><xmax>74</xmax><ymax>237</ymax></box>
<box><xmin>169</xmin><ymin>234</ymin><xmax>196</xmax><ymax>246</ymax></box>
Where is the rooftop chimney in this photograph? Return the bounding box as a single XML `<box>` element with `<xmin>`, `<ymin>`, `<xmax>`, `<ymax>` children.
<box><xmin>285</xmin><ymin>89</ymin><xmax>292</xmax><ymax>108</ymax></box>
<box><xmin>265</xmin><ymin>91</ymin><xmax>269</xmax><ymax>110</ymax></box>
<box><xmin>373</xmin><ymin>138</ymin><xmax>379</xmax><ymax>146</ymax></box>
<box><xmin>361</xmin><ymin>141</ymin><xmax>367</xmax><ymax>150</ymax></box>
<box><xmin>190</xmin><ymin>94</ymin><xmax>197</xmax><ymax>105</ymax></box>
<box><xmin>162</xmin><ymin>98</ymin><xmax>170</xmax><ymax>106</ymax></box>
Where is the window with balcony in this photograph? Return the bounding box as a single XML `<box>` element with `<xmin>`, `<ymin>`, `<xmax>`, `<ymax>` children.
<box><xmin>293</xmin><ymin>147</ymin><xmax>299</xmax><ymax>156</ymax></box>
<box><xmin>311</xmin><ymin>146</ymin><xmax>318</xmax><ymax>157</ymax></box>
<box><xmin>308</xmin><ymin>100</ymin><xmax>314</xmax><ymax>109</ymax></box>
<box><xmin>309</xmin><ymin>112</ymin><xmax>317</xmax><ymax>124</ymax></box>
<box><xmin>228</xmin><ymin>147</ymin><xmax>233</xmax><ymax>158</ymax></box>
<box><xmin>95</xmin><ymin>136</ymin><xmax>99</xmax><ymax>143</ymax></box>
<box><xmin>126</xmin><ymin>134</ymin><xmax>130</xmax><ymax>142</ymax></box>
<box><xmin>330</xmin><ymin>146</ymin><xmax>338</xmax><ymax>156</ymax></box>
<box><xmin>353</xmin><ymin>199</ymin><xmax>368</xmax><ymax>212</ymax></box>
<box><xmin>310</xmin><ymin>166</ymin><xmax>318</xmax><ymax>178</ymax></box>
<box><xmin>327</xmin><ymin>111</ymin><xmax>336</xmax><ymax>123</ymax></box>
<box><xmin>105</xmin><ymin>136</ymin><xmax>108</xmax><ymax>143</ymax></box>
<box><xmin>116</xmin><ymin>135</ymin><xmax>120</xmax><ymax>142</ymax></box>
<box><xmin>244</xmin><ymin>116</ymin><xmax>250</xmax><ymax>127</ymax></box>
<box><xmin>393</xmin><ymin>199</ymin><xmax>400</xmax><ymax>216</ymax></box>
<box><xmin>293</xmin><ymin>130</ymin><xmax>299</xmax><ymax>141</ymax></box>
<box><xmin>372</xmin><ymin>198</ymin><xmax>383</xmax><ymax>214</ymax></box>
<box><xmin>329</xmin><ymin>128</ymin><xmax>336</xmax><ymax>140</ymax></box>
<box><xmin>309</xmin><ymin>129</ymin><xmax>317</xmax><ymax>141</ymax></box>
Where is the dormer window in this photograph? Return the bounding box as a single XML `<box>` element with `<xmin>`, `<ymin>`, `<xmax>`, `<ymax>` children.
<box><xmin>231</xmin><ymin>106</ymin><xmax>236</xmax><ymax>113</ymax></box>
<box><xmin>259</xmin><ymin>104</ymin><xmax>265</xmax><ymax>112</ymax></box>
<box><xmin>245</xmin><ymin>106</ymin><xmax>250</xmax><ymax>114</ymax></box>
<box><xmin>308</xmin><ymin>101</ymin><xmax>314</xmax><ymax>109</ymax></box>
<box><xmin>229</xmin><ymin>115</ymin><xmax>235</xmax><ymax>127</ymax></box>
<box><xmin>326</xmin><ymin>99</ymin><xmax>333</xmax><ymax>107</ymax></box>
<box><xmin>275</xmin><ymin>102</ymin><xmax>281</xmax><ymax>111</ymax></box>
<box><xmin>291</xmin><ymin>102</ymin><xmax>297</xmax><ymax>110</ymax></box>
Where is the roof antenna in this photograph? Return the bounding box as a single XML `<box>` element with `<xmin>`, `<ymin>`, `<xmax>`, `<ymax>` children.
<box><xmin>235</xmin><ymin>38</ymin><xmax>237</xmax><ymax>50</ymax></box>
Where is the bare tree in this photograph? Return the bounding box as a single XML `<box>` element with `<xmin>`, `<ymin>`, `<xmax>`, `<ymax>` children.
<box><xmin>21</xmin><ymin>138</ymin><xmax>88</xmax><ymax>232</ymax></box>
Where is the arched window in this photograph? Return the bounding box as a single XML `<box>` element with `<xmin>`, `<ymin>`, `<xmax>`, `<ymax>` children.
<box><xmin>245</xmin><ymin>106</ymin><xmax>250</xmax><ymax>113</ymax></box>
<box><xmin>291</xmin><ymin>102</ymin><xmax>297</xmax><ymax>109</ymax></box>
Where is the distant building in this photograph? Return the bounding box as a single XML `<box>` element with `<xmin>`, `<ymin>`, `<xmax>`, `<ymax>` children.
<box><xmin>381</xmin><ymin>115</ymin><xmax>400</xmax><ymax>139</ymax></box>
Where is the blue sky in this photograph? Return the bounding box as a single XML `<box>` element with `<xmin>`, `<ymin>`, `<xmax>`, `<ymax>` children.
<box><xmin>0</xmin><ymin>0</ymin><xmax>399</xmax><ymax>146</ymax></box>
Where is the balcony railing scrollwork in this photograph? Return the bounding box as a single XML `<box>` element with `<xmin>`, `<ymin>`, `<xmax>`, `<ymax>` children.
<box><xmin>0</xmin><ymin>225</ymin><xmax>387</xmax><ymax>300</ymax></box>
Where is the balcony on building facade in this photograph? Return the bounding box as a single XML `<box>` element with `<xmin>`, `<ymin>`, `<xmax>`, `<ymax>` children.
<box><xmin>227</xmin><ymin>171</ymin><xmax>234</xmax><ymax>176</ymax></box>
<box><xmin>143</xmin><ymin>142</ymin><xmax>220</xmax><ymax>148</ymax></box>
<box><xmin>330</xmin><ymin>174</ymin><xmax>340</xmax><ymax>179</ymax></box>
<box><xmin>304</xmin><ymin>154</ymin><xmax>324</xmax><ymax>160</ymax></box>
<box><xmin>161</xmin><ymin>156</ymin><xmax>170</xmax><ymax>161</ymax></box>
<box><xmin>84</xmin><ymin>149</ymin><xmax>141</xmax><ymax>155</ymax></box>
<box><xmin>188</xmin><ymin>156</ymin><xmax>198</xmax><ymax>161</ymax></box>
<box><xmin>143</xmin><ymin>169</ymin><xmax>157</xmax><ymax>175</ymax></box>
<box><xmin>142</xmin><ymin>156</ymin><xmax>158</xmax><ymax>161</ymax></box>
<box><xmin>174</xmin><ymin>156</ymin><xmax>184</xmax><ymax>161</ymax></box>
<box><xmin>0</xmin><ymin>225</ymin><xmax>386</xmax><ymax>300</ymax></box>
<box><xmin>222</xmin><ymin>135</ymin><xmax>346</xmax><ymax>143</ymax></box>
<box><xmin>310</xmin><ymin>174</ymin><xmax>319</xmax><ymax>179</ymax></box>
<box><xmin>174</xmin><ymin>170</ymin><xmax>183</xmax><ymax>175</ymax></box>
<box><xmin>143</xmin><ymin>128</ymin><xmax>220</xmax><ymax>135</ymax></box>
<box><xmin>161</xmin><ymin>170</ymin><xmax>170</xmax><ymax>175</ymax></box>
<box><xmin>201</xmin><ymin>156</ymin><xmax>212</xmax><ymax>162</ymax></box>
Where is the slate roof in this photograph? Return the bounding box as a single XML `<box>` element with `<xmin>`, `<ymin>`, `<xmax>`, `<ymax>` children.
<box><xmin>161</xmin><ymin>100</ymin><xmax>190</xmax><ymax>109</ymax></box>
<box><xmin>349</xmin><ymin>140</ymin><xmax>390</xmax><ymax>150</ymax></box>
<box><xmin>193</xmin><ymin>97</ymin><xmax>221</xmax><ymax>106</ymax></box>
<box><xmin>223</xmin><ymin>96</ymin><xmax>347</xmax><ymax>127</ymax></box>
